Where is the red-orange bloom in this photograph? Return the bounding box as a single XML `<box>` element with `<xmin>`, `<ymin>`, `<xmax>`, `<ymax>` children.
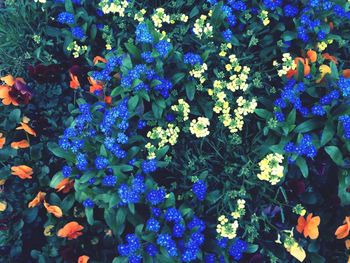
<box><xmin>55</xmin><ymin>178</ymin><xmax>75</xmax><ymax>194</ymax></box>
<box><xmin>28</xmin><ymin>191</ymin><xmax>46</xmax><ymax>208</ymax></box>
<box><xmin>78</xmin><ymin>255</ymin><xmax>90</xmax><ymax>263</ymax></box>
<box><xmin>88</xmin><ymin>77</ymin><xmax>104</xmax><ymax>94</ymax></box>
<box><xmin>69</xmin><ymin>72</ymin><xmax>80</xmax><ymax>89</ymax></box>
<box><xmin>0</xmin><ymin>75</ymin><xmax>19</xmax><ymax>106</ymax></box>
<box><xmin>104</xmin><ymin>96</ymin><xmax>112</xmax><ymax>105</ymax></box>
<box><xmin>0</xmin><ymin>133</ymin><xmax>5</xmax><ymax>149</ymax></box>
<box><xmin>16</xmin><ymin>122</ymin><xmax>37</xmax><ymax>137</ymax></box>
<box><xmin>296</xmin><ymin>213</ymin><xmax>320</xmax><ymax>239</ymax></box>
<box><xmin>335</xmin><ymin>216</ymin><xmax>350</xmax><ymax>239</ymax></box>
<box><xmin>11</xmin><ymin>139</ymin><xmax>30</xmax><ymax>149</ymax></box>
<box><xmin>343</xmin><ymin>69</ymin><xmax>350</xmax><ymax>78</ymax></box>
<box><xmin>306</xmin><ymin>49</ymin><xmax>317</xmax><ymax>63</ymax></box>
<box><xmin>57</xmin><ymin>221</ymin><xmax>84</xmax><ymax>240</ymax></box>
<box><xmin>322</xmin><ymin>53</ymin><xmax>338</xmax><ymax>64</ymax></box>
<box><xmin>0</xmin><ymin>75</ymin><xmax>32</xmax><ymax>105</ymax></box>
<box><xmin>93</xmin><ymin>56</ymin><xmax>107</xmax><ymax>65</ymax></box>
<box><xmin>44</xmin><ymin>201</ymin><xmax>63</xmax><ymax>218</ymax></box>
<box><xmin>11</xmin><ymin>165</ymin><xmax>33</xmax><ymax>179</ymax></box>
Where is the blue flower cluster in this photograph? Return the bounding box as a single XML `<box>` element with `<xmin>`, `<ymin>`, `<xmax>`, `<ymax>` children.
<box><xmin>141</xmin><ymin>159</ymin><xmax>158</xmax><ymax>173</ymax></box>
<box><xmin>263</xmin><ymin>0</ymin><xmax>282</xmax><ymax>10</ymax></box>
<box><xmin>135</xmin><ymin>23</ymin><xmax>153</xmax><ymax>43</ymax></box>
<box><xmin>338</xmin><ymin>76</ymin><xmax>350</xmax><ymax>97</ymax></box>
<box><xmin>83</xmin><ymin>198</ymin><xmax>94</xmax><ymax>208</ymax></box>
<box><xmin>71</xmin><ymin>26</ymin><xmax>85</xmax><ymax>40</ymax></box>
<box><xmin>228</xmin><ymin>239</ymin><xmax>248</xmax><ymax>260</ymax></box>
<box><xmin>184</xmin><ymin>53</ymin><xmax>203</xmax><ymax>65</ymax></box>
<box><xmin>118</xmin><ymin>175</ymin><xmax>146</xmax><ymax>204</ymax></box>
<box><xmin>118</xmin><ymin>234</ymin><xmax>141</xmax><ymax>261</ymax></box>
<box><xmin>284</xmin><ymin>134</ymin><xmax>317</xmax><ymax>158</ymax></box>
<box><xmin>57</xmin><ymin>12</ymin><xmax>74</xmax><ymax>24</ymax></box>
<box><xmin>147</xmin><ymin>188</ymin><xmax>166</xmax><ymax>205</ymax></box>
<box><xmin>339</xmin><ymin>115</ymin><xmax>350</xmax><ymax>139</ymax></box>
<box><xmin>91</xmin><ymin>56</ymin><xmax>123</xmax><ymax>81</ymax></box>
<box><xmin>155</xmin><ymin>40</ymin><xmax>172</xmax><ymax>57</ymax></box>
<box><xmin>192</xmin><ymin>180</ymin><xmax>207</xmax><ymax>201</ymax></box>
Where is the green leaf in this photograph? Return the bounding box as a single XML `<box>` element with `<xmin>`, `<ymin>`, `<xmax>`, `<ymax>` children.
<box><xmin>47</xmin><ymin>142</ymin><xmax>75</xmax><ymax>162</ymax></box>
<box><xmin>64</xmin><ymin>0</ymin><xmax>74</xmax><ymax>13</ymax></box>
<box><xmin>325</xmin><ymin>146</ymin><xmax>344</xmax><ymax>166</ymax></box>
<box><xmin>9</xmin><ymin>109</ymin><xmax>21</xmax><ymax>123</ymax></box>
<box><xmin>128</xmin><ymin>95</ymin><xmax>139</xmax><ymax>111</ymax></box>
<box><xmin>281</xmin><ymin>31</ymin><xmax>296</xmax><ymax>41</ymax></box>
<box><xmin>338</xmin><ymin>170</ymin><xmax>350</xmax><ymax>206</ymax></box>
<box><xmin>172</xmin><ymin>72</ymin><xmax>185</xmax><ymax>85</ymax></box>
<box><xmin>254</xmin><ymin>109</ymin><xmax>271</xmax><ymax>119</ymax></box>
<box><xmin>246</xmin><ymin>244</ymin><xmax>259</xmax><ymax>253</ymax></box>
<box><xmin>124</xmin><ymin>42</ymin><xmax>141</xmax><ymax>59</ymax></box>
<box><xmin>320</xmin><ymin>121</ymin><xmax>335</xmax><ymax>146</ymax></box>
<box><xmin>297</xmin><ymin>60</ymin><xmax>304</xmax><ymax>81</ymax></box>
<box><xmin>330</xmin><ymin>61</ymin><xmax>339</xmax><ymax>79</ymax></box>
<box><xmin>185</xmin><ymin>82</ymin><xmax>195</xmax><ymax>101</ymax></box>
<box><xmin>294</xmin><ymin>119</ymin><xmax>323</xmax><ymax>133</ymax></box>
<box><xmin>85</xmin><ymin>208</ymin><xmax>94</xmax><ymax>225</ymax></box>
<box><xmin>296</xmin><ymin>157</ymin><xmax>308</xmax><ymax>178</ymax></box>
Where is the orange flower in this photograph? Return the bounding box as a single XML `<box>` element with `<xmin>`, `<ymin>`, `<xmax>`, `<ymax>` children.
<box><xmin>322</xmin><ymin>53</ymin><xmax>338</xmax><ymax>64</ymax></box>
<box><xmin>55</xmin><ymin>178</ymin><xmax>75</xmax><ymax>194</ymax></box>
<box><xmin>346</xmin><ymin>239</ymin><xmax>350</xmax><ymax>250</ymax></box>
<box><xmin>11</xmin><ymin>139</ymin><xmax>30</xmax><ymax>149</ymax></box>
<box><xmin>28</xmin><ymin>191</ymin><xmax>46</xmax><ymax>208</ymax></box>
<box><xmin>44</xmin><ymin>201</ymin><xmax>63</xmax><ymax>218</ymax></box>
<box><xmin>104</xmin><ymin>96</ymin><xmax>112</xmax><ymax>105</ymax></box>
<box><xmin>57</xmin><ymin>221</ymin><xmax>84</xmax><ymax>240</ymax></box>
<box><xmin>343</xmin><ymin>69</ymin><xmax>350</xmax><ymax>78</ymax></box>
<box><xmin>296</xmin><ymin>213</ymin><xmax>320</xmax><ymax>239</ymax></box>
<box><xmin>88</xmin><ymin>77</ymin><xmax>103</xmax><ymax>94</ymax></box>
<box><xmin>335</xmin><ymin>216</ymin><xmax>350</xmax><ymax>239</ymax></box>
<box><xmin>306</xmin><ymin>49</ymin><xmax>317</xmax><ymax>63</ymax></box>
<box><xmin>0</xmin><ymin>133</ymin><xmax>5</xmax><ymax>149</ymax></box>
<box><xmin>0</xmin><ymin>85</ymin><xmax>19</xmax><ymax>106</ymax></box>
<box><xmin>70</xmin><ymin>72</ymin><xmax>80</xmax><ymax>89</ymax></box>
<box><xmin>1</xmin><ymin>75</ymin><xmax>15</xmax><ymax>86</ymax></box>
<box><xmin>11</xmin><ymin>165</ymin><xmax>33</xmax><ymax>179</ymax></box>
<box><xmin>78</xmin><ymin>255</ymin><xmax>90</xmax><ymax>263</ymax></box>
<box><xmin>93</xmin><ymin>56</ymin><xmax>107</xmax><ymax>65</ymax></box>
<box><xmin>16</xmin><ymin>122</ymin><xmax>37</xmax><ymax>137</ymax></box>
<box><xmin>0</xmin><ymin>75</ymin><xmax>31</xmax><ymax>106</ymax></box>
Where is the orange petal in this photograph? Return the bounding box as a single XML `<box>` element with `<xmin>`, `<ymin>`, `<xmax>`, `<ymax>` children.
<box><xmin>322</xmin><ymin>53</ymin><xmax>338</xmax><ymax>64</ymax></box>
<box><xmin>335</xmin><ymin>224</ymin><xmax>349</xmax><ymax>239</ymax></box>
<box><xmin>11</xmin><ymin>165</ymin><xmax>33</xmax><ymax>179</ymax></box>
<box><xmin>58</xmin><ymin>221</ymin><xmax>84</xmax><ymax>239</ymax></box>
<box><xmin>0</xmin><ymin>75</ymin><xmax>15</xmax><ymax>86</ymax></box>
<box><xmin>11</xmin><ymin>140</ymin><xmax>30</xmax><ymax>149</ymax></box>
<box><xmin>44</xmin><ymin>201</ymin><xmax>63</xmax><ymax>218</ymax></box>
<box><xmin>307</xmin><ymin>49</ymin><xmax>317</xmax><ymax>63</ymax></box>
<box><xmin>93</xmin><ymin>56</ymin><xmax>107</xmax><ymax>65</ymax></box>
<box><xmin>0</xmin><ymin>137</ymin><xmax>6</xmax><ymax>149</ymax></box>
<box><xmin>16</xmin><ymin>123</ymin><xmax>37</xmax><ymax>137</ymax></box>
<box><xmin>78</xmin><ymin>255</ymin><xmax>90</xmax><ymax>263</ymax></box>
<box><xmin>346</xmin><ymin>240</ymin><xmax>350</xmax><ymax>250</ymax></box>
<box><xmin>296</xmin><ymin>215</ymin><xmax>306</xmax><ymax>234</ymax></box>
<box><xmin>28</xmin><ymin>191</ymin><xmax>46</xmax><ymax>208</ymax></box>
<box><xmin>104</xmin><ymin>96</ymin><xmax>112</xmax><ymax>105</ymax></box>
<box><xmin>343</xmin><ymin>69</ymin><xmax>350</xmax><ymax>78</ymax></box>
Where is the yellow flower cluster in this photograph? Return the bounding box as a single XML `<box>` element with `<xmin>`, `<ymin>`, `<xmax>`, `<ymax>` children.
<box><xmin>67</xmin><ymin>41</ymin><xmax>88</xmax><ymax>58</ymax></box>
<box><xmin>273</xmin><ymin>53</ymin><xmax>297</xmax><ymax>77</ymax></box>
<box><xmin>99</xmin><ymin>0</ymin><xmax>129</xmax><ymax>16</ymax></box>
<box><xmin>225</xmin><ymin>54</ymin><xmax>250</xmax><ymax>92</ymax></box>
<box><xmin>189</xmin><ymin>117</ymin><xmax>210</xmax><ymax>138</ymax></box>
<box><xmin>259</xmin><ymin>10</ymin><xmax>270</xmax><ymax>26</ymax></box>
<box><xmin>283</xmin><ymin>234</ymin><xmax>306</xmax><ymax>262</ymax></box>
<box><xmin>317</xmin><ymin>41</ymin><xmax>327</xmax><ymax>51</ymax></box>
<box><xmin>189</xmin><ymin>63</ymin><xmax>208</xmax><ymax>84</ymax></box>
<box><xmin>219</xmin><ymin>43</ymin><xmax>233</xmax><ymax>57</ymax></box>
<box><xmin>257</xmin><ymin>153</ymin><xmax>284</xmax><ymax>185</ymax></box>
<box><xmin>171</xmin><ymin>99</ymin><xmax>190</xmax><ymax>121</ymax></box>
<box><xmin>152</xmin><ymin>8</ymin><xmax>171</xmax><ymax>28</ymax></box>
<box><xmin>293</xmin><ymin>204</ymin><xmax>306</xmax><ymax>216</ymax></box>
<box><xmin>216</xmin><ymin>215</ymin><xmax>239</xmax><ymax>239</ymax></box>
<box><xmin>231</xmin><ymin>199</ymin><xmax>246</xmax><ymax>219</ymax></box>
<box><xmin>193</xmin><ymin>15</ymin><xmax>213</xmax><ymax>39</ymax></box>
<box><xmin>146</xmin><ymin>124</ymin><xmax>180</xmax><ymax>159</ymax></box>
<box><xmin>208</xmin><ymin>78</ymin><xmax>257</xmax><ymax>134</ymax></box>
<box><xmin>134</xmin><ymin>9</ymin><xmax>147</xmax><ymax>22</ymax></box>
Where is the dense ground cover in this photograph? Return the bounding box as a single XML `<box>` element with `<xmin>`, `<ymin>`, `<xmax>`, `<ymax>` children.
<box><xmin>1</xmin><ymin>0</ymin><xmax>350</xmax><ymax>262</ymax></box>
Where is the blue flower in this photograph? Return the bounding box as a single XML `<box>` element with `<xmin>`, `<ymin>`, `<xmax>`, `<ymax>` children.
<box><xmin>95</xmin><ymin>156</ymin><xmax>109</xmax><ymax>170</ymax></box>
<box><xmin>263</xmin><ymin>0</ymin><xmax>282</xmax><ymax>10</ymax></box>
<box><xmin>172</xmin><ymin>223</ymin><xmax>185</xmax><ymax>238</ymax></box>
<box><xmin>145</xmin><ymin>243</ymin><xmax>158</xmax><ymax>257</ymax></box>
<box><xmin>71</xmin><ymin>26</ymin><xmax>85</xmax><ymax>39</ymax></box>
<box><xmin>284</xmin><ymin>5</ymin><xmax>298</xmax><ymax>17</ymax></box>
<box><xmin>141</xmin><ymin>159</ymin><xmax>157</xmax><ymax>173</ymax></box>
<box><xmin>311</xmin><ymin>105</ymin><xmax>325</xmax><ymax>116</ymax></box>
<box><xmin>339</xmin><ymin>115</ymin><xmax>350</xmax><ymax>139</ymax></box>
<box><xmin>222</xmin><ymin>29</ymin><xmax>233</xmax><ymax>41</ymax></box>
<box><xmin>141</xmin><ymin>51</ymin><xmax>154</xmax><ymax>63</ymax></box>
<box><xmin>146</xmin><ymin>218</ymin><xmax>160</xmax><ymax>232</ymax></box>
<box><xmin>102</xmin><ymin>175</ymin><xmax>117</xmax><ymax>187</ymax></box>
<box><xmin>184</xmin><ymin>53</ymin><xmax>202</xmax><ymax>65</ymax></box>
<box><xmin>164</xmin><ymin>208</ymin><xmax>182</xmax><ymax>223</ymax></box>
<box><xmin>156</xmin><ymin>234</ymin><xmax>178</xmax><ymax>257</ymax></box>
<box><xmin>338</xmin><ymin>76</ymin><xmax>350</xmax><ymax>97</ymax></box>
<box><xmin>83</xmin><ymin>198</ymin><xmax>94</xmax><ymax>208</ymax></box>
<box><xmin>147</xmin><ymin>189</ymin><xmax>166</xmax><ymax>205</ymax></box>
<box><xmin>57</xmin><ymin>12</ymin><xmax>74</xmax><ymax>24</ymax></box>
<box><xmin>155</xmin><ymin>40</ymin><xmax>172</xmax><ymax>57</ymax></box>
<box><xmin>192</xmin><ymin>180</ymin><xmax>207</xmax><ymax>201</ymax></box>
<box><xmin>76</xmin><ymin>153</ymin><xmax>88</xmax><ymax>171</ymax></box>
<box><xmin>205</xmin><ymin>254</ymin><xmax>216</xmax><ymax>263</ymax></box>
<box><xmin>135</xmin><ymin>23</ymin><xmax>153</xmax><ymax>43</ymax></box>
<box><xmin>228</xmin><ymin>238</ymin><xmax>248</xmax><ymax>261</ymax></box>
<box><xmin>62</xmin><ymin>165</ymin><xmax>72</xmax><ymax>178</ymax></box>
